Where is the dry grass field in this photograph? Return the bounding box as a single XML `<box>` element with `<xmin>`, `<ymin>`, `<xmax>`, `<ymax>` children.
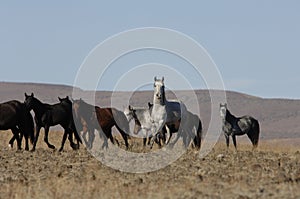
<box><xmin>0</xmin><ymin>130</ymin><xmax>299</xmax><ymax>199</ymax></box>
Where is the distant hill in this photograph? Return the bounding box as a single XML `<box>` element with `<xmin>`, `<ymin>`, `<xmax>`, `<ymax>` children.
<box><xmin>0</xmin><ymin>82</ymin><xmax>299</xmax><ymax>141</ymax></box>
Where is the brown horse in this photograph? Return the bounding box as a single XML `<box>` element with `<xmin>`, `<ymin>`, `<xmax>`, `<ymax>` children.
<box><xmin>72</xmin><ymin>99</ymin><xmax>130</xmax><ymax>149</ymax></box>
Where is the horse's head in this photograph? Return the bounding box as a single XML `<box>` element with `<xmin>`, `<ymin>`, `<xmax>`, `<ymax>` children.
<box><xmin>124</xmin><ymin>105</ymin><xmax>135</xmax><ymax>122</ymax></box>
<box><xmin>219</xmin><ymin>103</ymin><xmax>227</xmax><ymax>119</ymax></box>
<box><xmin>58</xmin><ymin>96</ymin><xmax>71</xmax><ymax>105</ymax></box>
<box><xmin>24</xmin><ymin>92</ymin><xmax>36</xmax><ymax>110</ymax></box>
<box><xmin>72</xmin><ymin>99</ymin><xmax>81</xmax><ymax>119</ymax></box>
<box><xmin>153</xmin><ymin>76</ymin><xmax>165</xmax><ymax>105</ymax></box>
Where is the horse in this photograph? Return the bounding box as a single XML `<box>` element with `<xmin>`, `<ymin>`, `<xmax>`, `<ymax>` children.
<box><xmin>150</xmin><ymin>77</ymin><xmax>168</xmax><ymax>139</ymax></box>
<box><xmin>72</xmin><ymin>99</ymin><xmax>130</xmax><ymax>149</ymax></box>
<box><xmin>0</xmin><ymin>100</ymin><xmax>34</xmax><ymax>150</ymax></box>
<box><xmin>219</xmin><ymin>103</ymin><xmax>260</xmax><ymax>150</ymax></box>
<box><xmin>24</xmin><ymin>93</ymin><xmax>81</xmax><ymax>151</ymax></box>
<box><xmin>124</xmin><ymin>103</ymin><xmax>202</xmax><ymax>149</ymax></box>
<box><xmin>151</xmin><ymin>77</ymin><xmax>193</xmax><ymax>145</ymax></box>
<box><xmin>124</xmin><ymin>105</ymin><xmax>166</xmax><ymax>148</ymax></box>
<box><xmin>168</xmin><ymin>110</ymin><xmax>202</xmax><ymax>149</ymax></box>
<box><xmin>9</xmin><ymin>103</ymin><xmax>35</xmax><ymax>151</ymax></box>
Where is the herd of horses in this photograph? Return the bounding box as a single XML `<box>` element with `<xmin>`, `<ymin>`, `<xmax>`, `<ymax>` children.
<box><xmin>0</xmin><ymin>77</ymin><xmax>260</xmax><ymax>152</ymax></box>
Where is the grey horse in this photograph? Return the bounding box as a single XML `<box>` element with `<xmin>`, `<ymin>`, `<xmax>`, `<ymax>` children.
<box><xmin>220</xmin><ymin>103</ymin><xmax>260</xmax><ymax>150</ymax></box>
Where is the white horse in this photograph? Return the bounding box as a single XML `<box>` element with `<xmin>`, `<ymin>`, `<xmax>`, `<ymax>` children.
<box><xmin>152</xmin><ymin>77</ymin><xmax>190</xmax><ymax>145</ymax></box>
<box><xmin>150</xmin><ymin>77</ymin><xmax>168</xmax><ymax>137</ymax></box>
<box><xmin>124</xmin><ymin>105</ymin><xmax>166</xmax><ymax>147</ymax></box>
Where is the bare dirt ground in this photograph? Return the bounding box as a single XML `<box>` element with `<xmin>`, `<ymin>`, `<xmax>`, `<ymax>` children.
<box><xmin>0</xmin><ymin>130</ymin><xmax>299</xmax><ymax>199</ymax></box>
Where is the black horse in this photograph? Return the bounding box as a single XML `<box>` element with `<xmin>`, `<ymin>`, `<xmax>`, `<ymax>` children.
<box><xmin>24</xmin><ymin>93</ymin><xmax>81</xmax><ymax>151</ymax></box>
<box><xmin>0</xmin><ymin>100</ymin><xmax>34</xmax><ymax>150</ymax></box>
<box><xmin>220</xmin><ymin>103</ymin><xmax>260</xmax><ymax>150</ymax></box>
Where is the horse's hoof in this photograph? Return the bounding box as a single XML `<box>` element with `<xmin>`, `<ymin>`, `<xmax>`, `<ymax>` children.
<box><xmin>8</xmin><ymin>144</ymin><xmax>13</xmax><ymax>149</ymax></box>
<box><xmin>58</xmin><ymin>148</ymin><xmax>63</xmax><ymax>152</ymax></box>
<box><xmin>71</xmin><ymin>143</ymin><xmax>80</xmax><ymax>150</ymax></box>
<box><xmin>30</xmin><ymin>148</ymin><xmax>36</xmax><ymax>152</ymax></box>
<box><xmin>49</xmin><ymin>145</ymin><xmax>56</xmax><ymax>149</ymax></box>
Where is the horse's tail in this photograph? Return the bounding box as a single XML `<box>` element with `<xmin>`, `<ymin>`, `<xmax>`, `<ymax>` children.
<box><xmin>69</xmin><ymin>108</ymin><xmax>83</xmax><ymax>144</ymax></box>
<box><xmin>73</xmin><ymin>124</ymin><xmax>83</xmax><ymax>144</ymax></box>
<box><xmin>196</xmin><ymin>117</ymin><xmax>202</xmax><ymax>148</ymax></box>
<box><xmin>251</xmin><ymin>118</ymin><xmax>260</xmax><ymax>148</ymax></box>
<box><xmin>193</xmin><ymin>115</ymin><xmax>202</xmax><ymax>149</ymax></box>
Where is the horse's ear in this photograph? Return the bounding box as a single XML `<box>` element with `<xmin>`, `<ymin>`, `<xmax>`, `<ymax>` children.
<box><xmin>25</xmin><ymin>93</ymin><xmax>28</xmax><ymax>97</ymax></box>
<box><xmin>162</xmin><ymin>76</ymin><xmax>164</xmax><ymax>83</ymax></box>
<box><xmin>154</xmin><ymin>76</ymin><xmax>157</xmax><ymax>81</ymax></box>
<box><xmin>31</xmin><ymin>93</ymin><xmax>34</xmax><ymax>97</ymax></box>
<box><xmin>148</xmin><ymin>102</ymin><xmax>153</xmax><ymax>108</ymax></box>
<box><xmin>66</xmin><ymin>96</ymin><xmax>69</xmax><ymax>100</ymax></box>
<box><xmin>128</xmin><ymin>105</ymin><xmax>132</xmax><ymax>110</ymax></box>
<box><xmin>58</xmin><ymin>97</ymin><xmax>62</xmax><ymax>101</ymax></box>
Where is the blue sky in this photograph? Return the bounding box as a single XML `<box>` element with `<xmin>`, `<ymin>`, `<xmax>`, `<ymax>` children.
<box><xmin>1</xmin><ymin>1</ymin><xmax>300</xmax><ymax>98</ymax></box>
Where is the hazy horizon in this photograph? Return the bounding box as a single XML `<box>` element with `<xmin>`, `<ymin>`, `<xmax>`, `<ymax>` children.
<box><xmin>2</xmin><ymin>80</ymin><xmax>298</xmax><ymax>100</ymax></box>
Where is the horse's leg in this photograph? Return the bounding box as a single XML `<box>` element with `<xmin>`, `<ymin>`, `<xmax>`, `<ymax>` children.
<box><xmin>11</xmin><ymin>128</ymin><xmax>21</xmax><ymax>150</ymax></box>
<box><xmin>182</xmin><ymin>131</ymin><xmax>190</xmax><ymax>148</ymax></box>
<box><xmin>24</xmin><ymin>136</ymin><xmax>29</xmax><ymax>151</ymax></box>
<box><xmin>107</xmin><ymin>129</ymin><xmax>115</xmax><ymax>145</ymax></box>
<box><xmin>82</xmin><ymin>131</ymin><xmax>89</xmax><ymax>147</ymax></box>
<box><xmin>143</xmin><ymin>138</ymin><xmax>147</xmax><ymax>147</ymax></box>
<box><xmin>59</xmin><ymin>129</ymin><xmax>69</xmax><ymax>152</ymax></box>
<box><xmin>115</xmin><ymin>125</ymin><xmax>129</xmax><ymax>149</ymax></box>
<box><xmin>23</xmin><ymin>133</ymin><xmax>29</xmax><ymax>151</ymax></box>
<box><xmin>161</xmin><ymin>129</ymin><xmax>166</xmax><ymax>145</ymax></box>
<box><xmin>149</xmin><ymin>133</ymin><xmax>156</xmax><ymax>149</ymax></box>
<box><xmin>165</xmin><ymin>126</ymin><xmax>173</xmax><ymax>145</ymax></box>
<box><xmin>169</xmin><ymin>131</ymin><xmax>180</xmax><ymax>148</ymax></box>
<box><xmin>232</xmin><ymin>135</ymin><xmax>237</xmax><ymax>151</ymax></box>
<box><xmin>71</xmin><ymin>123</ymin><xmax>82</xmax><ymax>146</ymax></box>
<box><xmin>8</xmin><ymin>134</ymin><xmax>15</xmax><ymax>149</ymax></box>
<box><xmin>147</xmin><ymin>135</ymin><xmax>152</xmax><ymax>145</ymax></box>
<box><xmin>87</xmin><ymin>129</ymin><xmax>95</xmax><ymax>149</ymax></box>
<box><xmin>65</xmin><ymin>126</ymin><xmax>79</xmax><ymax>150</ymax></box>
<box><xmin>68</xmin><ymin>131</ymin><xmax>79</xmax><ymax>150</ymax></box>
<box><xmin>101</xmin><ymin>130</ymin><xmax>109</xmax><ymax>149</ymax></box>
<box><xmin>154</xmin><ymin>133</ymin><xmax>162</xmax><ymax>148</ymax></box>
<box><xmin>44</xmin><ymin>125</ymin><xmax>55</xmax><ymax>149</ymax></box>
<box><xmin>225</xmin><ymin>134</ymin><xmax>230</xmax><ymax>150</ymax></box>
<box><xmin>31</xmin><ymin>125</ymin><xmax>41</xmax><ymax>151</ymax></box>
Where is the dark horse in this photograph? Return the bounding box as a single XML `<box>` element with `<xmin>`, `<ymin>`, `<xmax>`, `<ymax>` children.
<box><xmin>72</xmin><ymin>99</ymin><xmax>130</xmax><ymax>149</ymax></box>
<box><xmin>220</xmin><ymin>103</ymin><xmax>260</xmax><ymax>150</ymax></box>
<box><xmin>0</xmin><ymin>100</ymin><xmax>34</xmax><ymax>150</ymax></box>
<box><xmin>24</xmin><ymin>93</ymin><xmax>81</xmax><ymax>151</ymax></box>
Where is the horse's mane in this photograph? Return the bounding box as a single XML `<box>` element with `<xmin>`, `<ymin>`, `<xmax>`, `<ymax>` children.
<box><xmin>225</xmin><ymin>109</ymin><xmax>238</xmax><ymax>124</ymax></box>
